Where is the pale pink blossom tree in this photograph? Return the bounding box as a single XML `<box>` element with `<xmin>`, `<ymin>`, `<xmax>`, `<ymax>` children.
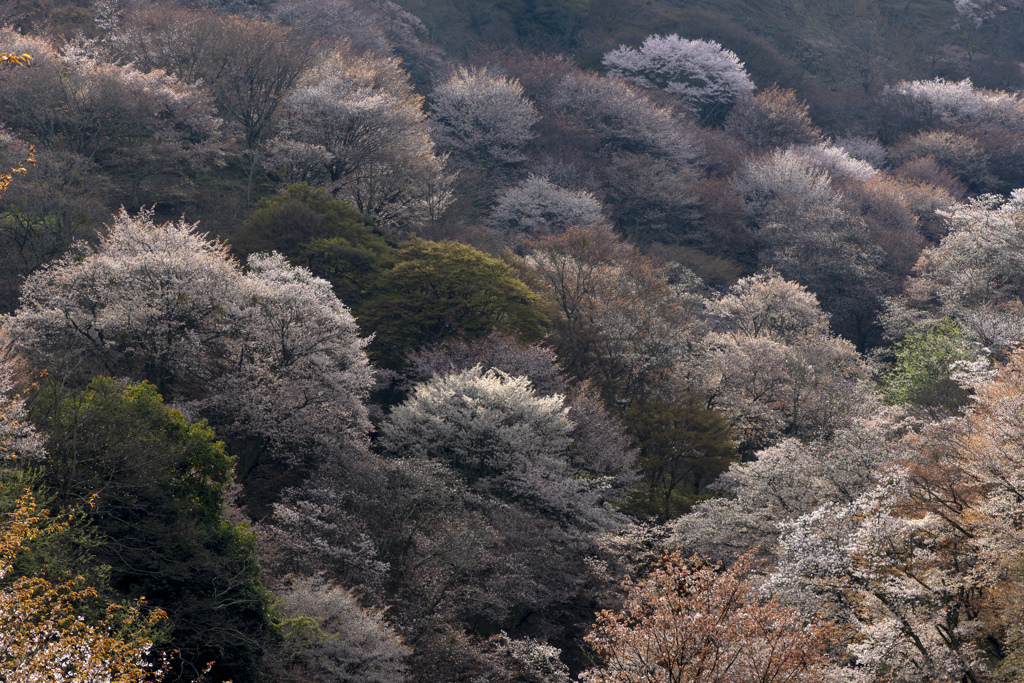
<box><xmin>603</xmin><ymin>34</ymin><xmax>755</xmax><ymax>122</ymax></box>
<box><xmin>268</xmin><ymin>49</ymin><xmax>454</xmax><ymax>230</ymax></box>
<box><xmin>266</xmin><ymin>575</ymin><xmax>410</xmax><ymax>683</ymax></box>
<box><xmin>379</xmin><ymin>366</ymin><xmax>631</xmax><ymax>531</ymax></box>
<box><xmin>5</xmin><ymin>208</ymin><xmax>375</xmax><ymax>513</ymax></box>
<box><xmin>487</xmin><ymin>174</ymin><xmax>605</xmax><ymax>242</ymax></box>
<box><xmin>0</xmin><ymin>28</ymin><xmax>223</xmax><ymax>207</ymax></box>
<box><xmin>430</xmin><ymin>67</ymin><xmax>539</xmax><ymax>166</ymax></box>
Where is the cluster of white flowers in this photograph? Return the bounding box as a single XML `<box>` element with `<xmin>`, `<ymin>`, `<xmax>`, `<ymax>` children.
<box><xmin>7</xmin><ymin>208</ymin><xmax>374</xmax><ymax>466</ymax></box>
<box><xmin>603</xmin><ymin>34</ymin><xmax>755</xmax><ymax>113</ymax></box>
<box><xmin>892</xmin><ymin>78</ymin><xmax>1024</xmax><ymax>134</ymax></box>
<box><xmin>381</xmin><ymin>365</ymin><xmax>629</xmax><ymax>531</ymax></box>
<box><xmin>430</xmin><ymin>67</ymin><xmax>539</xmax><ymax>165</ymax></box>
<box><xmin>488</xmin><ymin>175</ymin><xmax>605</xmax><ymax>241</ymax></box>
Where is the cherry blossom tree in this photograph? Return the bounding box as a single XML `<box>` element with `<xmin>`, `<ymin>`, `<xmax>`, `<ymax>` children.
<box><xmin>888</xmin><ymin>78</ymin><xmax>1024</xmax><ymax>134</ymax></box>
<box><xmin>479</xmin><ymin>632</ymin><xmax>573</xmax><ymax>683</ymax></box>
<box><xmin>878</xmin><ymin>78</ymin><xmax>1024</xmax><ymax>189</ymax></box>
<box><xmin>690</xmin><ymin>272</ymin><xmax>875</xmax><ymax>454</ymax></box>
<box><xmin>379</xmin><ymin>365</ymin><xmax>630</xmax><ymax>530</ymax></box>
<box><xmin>259</xmin><ymin>473</ymin><xmax>391</xmax><ymax>600</ymax></box>
<box><xmin>430</xmin><ymin>67</ymin><xmax>539</xmax><ymax>166</ymax></box>
<box><xmin>757</xmin><ymin>350</ymin><xmax>1024</xmax><ymax>681</ymax></box>
<box><xmin>0</xmin><ymin>343</ymin><xmax>44</xmax><ymax>463</ymax></box>
<box><xmin>603</xmin><ymin>34</ymin><xmax>755</xmax><ymax>122</ymax></box>
<box><xmin>764</xmin><ymin>473</ymin><xmax>990</xmax><ymax>683</ymax></box>
<box><xmin>5</xmin><ymin>208</ymin><xmax>374</xmax><ymax>515</ymax></box>
<box><xmin>896</xmin><ymin>190</ymin><xmax>1024</xmax><ymax>350</ymax></box>
<box><xmin>111</xmin><ymin>9</ymin><xmax>308</xmax><ymax>152</ymax></box>
<box><xmin>404</xmin><ymin>332</ymin><xmax>637</xmax><ymax>484</ymax></box>
<box><xmin>836</xmin><ymin>136</ymin><xmax>889</xmax><ymax>167</ymax></box>
<box><xmin>733</xmin><ymin>148</ymin><xmax>901</xmax><ymax>346</ymax></box>
<box><xmin>553</xmin><ymin>72</ymin><xmax>698</xmax><ymax>170</ymax></box>
<box><xmin>270</xmin><ymin>444</ymin><xmax>596</xmax><ymax>646</ymax></box>
<box><xmin>670</xmin><ymin>416</ymin><xmax>904</xmax><ymax>562</ymax></box>
<box><xmin>704</xmin><ymin>269</ymin><xmax>832</xmax><ymax>342</ymax></box>
<box><xmin>487</xmin><ymin>174</ymin><xmax>605</xmax><ymax>243</ymax></box>
<box><xmin>733</xmin><ymin>147</ymin><xmax>841</xmax><ymax>228</ymax></box>
<box><xmin>266</xmin><ymin>575</ymin><xmax>409</xmax><ymax>683</ymax></box>
<box><xmin>733</xmin><ymin>144</ymin><xmax>879</xmax><ymax>231</ymax></box>
<box><xmin>724</xmin><ymin>86</ymin><xmax>821</xmax><ymax>149</ymax></box>
<box><xmin>526</xmin><ymin>224</ymin><xmax>704</xmax><ymax>405</ymax></box>
<box><xmin>953</xmin><ymin>0</ymin><xmax>1024</xmax><ymax>28</ymax></box>
<box><xmin>0</xmin><ymin>28</ymin><xmax>223</xmax><ymax>207</ymax></box>
<box><xmin>268</xmin><ymin>49</ymin><xmax>453</xmax><ymax>230</ymax></box>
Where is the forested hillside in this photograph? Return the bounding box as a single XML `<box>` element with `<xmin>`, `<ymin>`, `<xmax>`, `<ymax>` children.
<box><xmin>3</xmin><ymin>0</ymin><xmax>1024</xmax><ymax>680</ymax></box>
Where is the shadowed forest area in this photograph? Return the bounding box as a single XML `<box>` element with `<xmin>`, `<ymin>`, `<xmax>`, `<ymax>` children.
<box><xmin>3</xmin><ymin>0</ymin><xmax>1024</xmax><ymax>681</ymax></box>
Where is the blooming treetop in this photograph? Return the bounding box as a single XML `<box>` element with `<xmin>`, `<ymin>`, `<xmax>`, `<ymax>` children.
<box><xmin>603</xmin><ymin>34</ymin><xmax>754</xmax><ymax>118</ymax></box>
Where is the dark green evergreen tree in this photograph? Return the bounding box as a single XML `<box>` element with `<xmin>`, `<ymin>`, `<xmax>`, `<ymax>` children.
<box><xmin>356</xmin><ymin>239</ymin><xmax>549</xmax><ymax>370</ymax></box>
<box><xmin>231</xmin><ymin>183</ymin><xmax>391</xmax><ymax>308</ymax></box>
<box><xmin>31</xmin><ymin>377</ymin><xmax>275</xmax><ymax>683</ymax></box>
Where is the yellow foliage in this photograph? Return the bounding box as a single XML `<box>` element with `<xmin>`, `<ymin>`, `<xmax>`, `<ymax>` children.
<box><xmin>0</xmin><ymin>145</ymin><xmax>33</xmax><ymax>197</ymax></box>
<box><xmin>0</xmin><ymin>50</ymin><xmax>33</xmax><ymax>198</ymax></box>
<box><xmin>0</xmin><ymin>490</ymin><xmax>167</xmax><ymax>682</ymax></box>
<box><xmin>0</xmin><ymin>52</ymin><xmax>31</xmax><ymax>67</ymax></box>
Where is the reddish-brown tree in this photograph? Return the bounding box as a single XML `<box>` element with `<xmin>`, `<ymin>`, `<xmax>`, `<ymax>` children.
<box><xmin>581</xmin><ymin>552</ymin><xmax>834</xmax><ymax>683</ymax></box>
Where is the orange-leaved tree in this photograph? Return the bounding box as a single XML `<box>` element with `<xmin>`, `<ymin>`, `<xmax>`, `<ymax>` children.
<box><xmin>0</xmin><ymin>49</ymin><xmax>33</xmax><ymax>198</ymax></box>
<box><xmin>0</xmin><ymin>490</ymin><xmax>167</xmax><ymax>682</ymax></box>
<box><xmin>0</xmin><ymin>141</ymin><xmax>32</xmax><ymax>198</ymax></box>
<box><xmin>0</xmin><ymin>52</ymin><xmax>31</xmax><ymax>67</ymax></box>
<box><xmin>581</xmin><ymin>551</ymin><xmax>835</xmax><ymax>683</ymax></box>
